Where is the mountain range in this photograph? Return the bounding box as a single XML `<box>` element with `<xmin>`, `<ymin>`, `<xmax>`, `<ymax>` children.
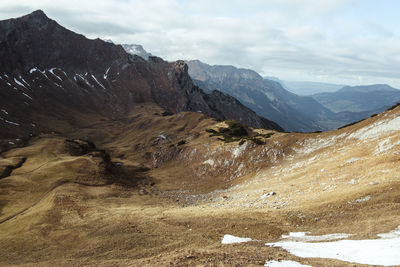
<box><xmin>1</xmin><ymin>10</ymin><xmax>400</xmax><ymax>266</ymax></box>
<box><xmin>312</xmin><ymin>84</ymin><xmax>400</xmax><ymax>113</ymax></box>
<box><xmin>117</xmin><ymin>40</ymin><xmax>400</xmax><ymax>133</ymax></box>
<box><xmin>281</xmin><ymin>80</ymin><xmax>346</xmax><ymax>95</ymax></box>
<box><xmin>0</xmin><ymin>10</ymin><xmax>280</xmax><ymax>143</ymax></box>
<box><xmin>186</xmin><ymin>60</ymin><xmax>388</xmax><ymax>132</ymax></box>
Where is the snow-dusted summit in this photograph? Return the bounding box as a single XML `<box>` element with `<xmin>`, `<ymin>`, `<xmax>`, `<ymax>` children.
<box><xmin>122</xmin><ymin>44</ymin><xmax>152</xmax><ymax>60</ymax></box>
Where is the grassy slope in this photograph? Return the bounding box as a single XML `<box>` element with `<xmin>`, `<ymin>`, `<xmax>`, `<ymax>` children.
<box><xmin>0</xmin><ymin>103</ymin><xmax>399</xmax><ymax>266</ymax></box>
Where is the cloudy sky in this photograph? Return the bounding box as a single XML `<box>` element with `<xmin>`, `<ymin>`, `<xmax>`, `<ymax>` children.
<box><xmin>1</xmin><ymin>0</ymin><xmax>400</xmax><ymax>87</ymax></box>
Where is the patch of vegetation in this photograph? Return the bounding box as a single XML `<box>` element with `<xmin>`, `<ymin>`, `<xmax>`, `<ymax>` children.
<box><xmin>248</xmin><ymin>137</ymin><xmax>265</xmax><ymax>145</ymax></box>
<box><xmin>206</xmin><ymin>129</ymin><xmax>217</xmax><ymax>134</ymax></box>
<box><xmin>207</xmin><ymin>120</ymin><xmax>248</xmax><ymax>142</ymax></box>
<box><xmin>177</xmin><ymin>140</ymin><xmax>186</xmax><ymax>146</ymax></box>
<box><xmin>161</xmin><ymin>111</ymin><xmax>174</xmax><ymax>116</ymax></box>
<box><xmin>206</xmin><ymin>120</ymin><xmax>273</xmax><ymax>145</ymax></box>
<box><xmin>223</xmin><ymin>120</ymin><xmax>248</xmax><ymax>137</ymax></box>
<box><xmin>337</xmin><ymin>119</ymin><xmax>365</xmax><ymax>130</ymax></box>
<box><xmin>255</xmin><ymin>132</ymin><xmax>275</xmax><ymax>138</ymax></box>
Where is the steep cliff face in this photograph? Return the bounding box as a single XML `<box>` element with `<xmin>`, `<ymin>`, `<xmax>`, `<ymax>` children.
<box><xmin>0</xmin><ymin>11</ymin><xmax>282</xmax><ymax>140</ymax></box>
<box><xmin>172</xmin><ymin>61</ymin><xmax>282</xmax><ymax>130</ymax></box>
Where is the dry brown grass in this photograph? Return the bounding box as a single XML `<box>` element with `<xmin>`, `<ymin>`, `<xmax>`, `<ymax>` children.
<box><xmin>0</xmin><ymin>104</ymin><xmax>399</xmax><ymax>266</ymax></box>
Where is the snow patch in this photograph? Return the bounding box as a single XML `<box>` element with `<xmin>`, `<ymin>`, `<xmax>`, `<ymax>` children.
<box><xmin>348</xmin><ymin>116</ymin><xmax>400</xmax><ymax>140</ymax></box>
<box><xmin>76</xmin><ymin>74</ymin><xmax>92</xmax><ymax>87</ymax></box>
<box><xmin>29</xmin><ymin>68</ymin><xmax>38</xmax><ymax>74</ymax></box>
<box><xmin>14</xmin><ymin>78</ymin><xmax>27</xmax><ymax>89</ymax></box>
<box><xmin>232</xmin><ymin>141</ymin><xmax>247</xmax><ymax>158</ymax></box>
<box><xmin>349</xmin><ymin>195</ymin><xmax>371</xmax><ymax>204</ymax></box>
<box><xmin>91</xmin><ymin>74</ymin><xmax>106</xmax><ymax>90</ymax></box>
<box><xmin>266</xmin><ymin>226</ymin><xmax>400</xmax><ymax>266</ymax></box>
<box><xmin>346</xmin><ymin>158</ymin><xmax>359</xmax><ymax>163</ymax></box>
<box><xmin>22</xmin><ymin>93</ymin><xmax>33</xmax><ymax>100</ymax></box>
<box><xmin>19</xmin><ymin>76</ymin><xmax>30</xmax><ymax>88</ymax></box>
<box><xmin>5</xmin><ymin>120</ymin><xmax>19</xmax><ymax>126</ymax></box>
<box><xmin>221</xmin><ymin>234</ymin><xmax>252</xmax><ymax>244</ymax></box>
<box><xmin>1</xmin><ymin>109</ymin><xmax>8</xmax><ymax>115</ymax></box>
<box><xmin>49</xmin><ymin>68</ymin><xmax>63</xmax><ymax>81</ymax></box>
<box><xmin>294</xmin><ymin>134</ymin><xmax>346</xmax><ymax>154</ymax></box>
<box><xmin>265</xmin><ymin>260</ymin><xmax>311</xmax><ymax>267</ymax></box>
<box><xmin>375</xmin><ymin>138</ymin><xmax>400</xmax><ymax>154</ymax></box>
<box><xmin>281</xmin><ymin>232</ymin><xmax>351</xmax><ymax>242</ymax></box>
<box><xmin>54</xmin><ymin>83</ymin><xmax>63</xmax><ymax>89</ymax></box>
<box><xmin>203</xmin><ymin>159</ymin><xmax>215</xmax><ymax>167</ymax></box>
<box><xmin>104</xmin><ymin>67</ymin><xmax>110</xmax><ymax>79</ymax></box>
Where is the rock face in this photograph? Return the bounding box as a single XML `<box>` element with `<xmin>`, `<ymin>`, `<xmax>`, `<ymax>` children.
<box><xmin>0</xmin><ymin>10</ymin><xmax>282</xmax><ymax>139</ymax></box>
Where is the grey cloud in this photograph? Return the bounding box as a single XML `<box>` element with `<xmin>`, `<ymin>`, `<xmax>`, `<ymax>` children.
<box><xmin>1</xmin><ymin>0</ymin><xmax>400</xmax><ymax>87</ymax></box>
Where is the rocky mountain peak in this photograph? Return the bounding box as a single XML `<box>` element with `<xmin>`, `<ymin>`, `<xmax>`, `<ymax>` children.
<box><xmin>174</xmin><ymin>60</ymin><xmax>189</xmax><ymax>75</ymax></box>
<box><xmin>0</xmin><ymin>10</ymin><xmax>128</xmax><ymax>75</ymax></box>
<box><xmin>23</xmin><ymin>9</ymin><xmax>48</xmax><ymax>20</ymax></box>
<box><xmin>16</xmin><ymin>10</ymin><xmax>53</xmax><ymax>30</ymax></box>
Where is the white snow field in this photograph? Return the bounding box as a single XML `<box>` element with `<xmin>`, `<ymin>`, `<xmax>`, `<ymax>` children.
<box><xmin>221</xmin><ymin>234</ymin><xmax>252</xmax><ymax>244</ymax></box>
<box><xmin>266</xmin><ymin>226</ymin><xmax>400</xmax><ymax>266</ymax></box>
<box><xmin>265</xmin><ymin>260</ymin><xmax>311</xmax><ymax>267</ymax></box>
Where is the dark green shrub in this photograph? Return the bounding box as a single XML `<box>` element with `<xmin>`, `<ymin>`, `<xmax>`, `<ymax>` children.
<box><xmin>224</xmin><ymin>120</ymin><xmax>248</xmax><ymax>137</ymax></box>
<box><xmin>250</xmin><ymin>137</ymin><xmax>265</xmax><ymax>145</ymax></box>
<box><xmin>161</xmin><ymin>111</ymin><xmax>174</xmax><ymax>116</ymax></box>
<box><xmin>177</xmin><ymin>140</ymin><xmax>186</xmax><ymax>146</ymax></box>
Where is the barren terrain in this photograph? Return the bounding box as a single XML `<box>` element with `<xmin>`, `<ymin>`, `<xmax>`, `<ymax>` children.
<box><xmin>0</xmin><ymin>103</ymin><xmax>399</xmax><ymax>266</ymax></box>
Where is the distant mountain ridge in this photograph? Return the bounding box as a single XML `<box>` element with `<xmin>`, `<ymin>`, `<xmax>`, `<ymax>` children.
<box><xmin>187</xmin><ymin>60</ymin><xmax>327</xmax><ymax>132</ymax></box>
<box><xmin>312</xmin><ymin>84</ymin><xmax>400</xmax><ymax>113</ymax></box>
<box><xmin>186</xmin><ymin>60</ymin><xmax>400</xmax><ymax>132</ymax></box>
<box><xmin>281</xmin><ymin>80</ymin><xmax>346</xmax><ymax>95</ymax></box>
<box><xmin>187</xmin><ymin>60</ymin><xmax>373</xmax><ymax>132</ymax></box>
